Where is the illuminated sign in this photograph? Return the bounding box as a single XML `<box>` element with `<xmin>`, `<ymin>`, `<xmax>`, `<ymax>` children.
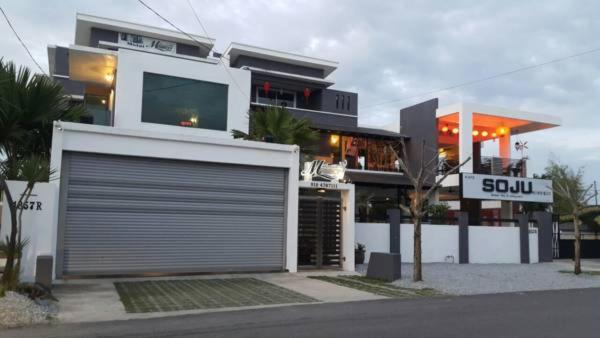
<box><xmin>301</xmin><ymin>160</ymin><xmax>346</xmax><ymax>182</ymax></box>
<box><xmin>461</xmin><ymin>173</ymin><xmax>553</xmax><ymax>203</ymax></box>
<box><xmin>119</xmin><ymin>33</ymin><xmax>176</xmax><ymax>54</ymax></box>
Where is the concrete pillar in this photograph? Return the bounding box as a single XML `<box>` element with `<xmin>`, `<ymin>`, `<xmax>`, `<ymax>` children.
<box><xmin>533</xmin><ymin>211</ymin><xmax>553</xmax><ymax>262</ymax></box>
<box><xmin>388</xmin><ymin>209</ymin><xmax>401</xmax><ymax>254</ymax></box>
<box><xmin>518</xmin><ymin>214</ymin><xmax>530</xmax><ymax>264</ymax></box>
<box><xmin>458</xmin><ymin>212</ymin><xmax>469</xmax><ymax>264</ymax></box>
<box><xmin>458</xmin><ymin>108</ymin><xmax>473</xmax><ymax>173</ymax></box>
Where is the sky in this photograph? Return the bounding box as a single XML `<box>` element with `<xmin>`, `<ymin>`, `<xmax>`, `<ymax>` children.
<box><xmin>1</xmin><ymin>0</ymin><xmax>599</xmax><ymax>187</ymax></box>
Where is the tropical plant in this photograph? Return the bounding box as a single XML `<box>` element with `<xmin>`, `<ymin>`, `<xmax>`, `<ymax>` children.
<box><xmin>0</xmin><ymin>59</ymin><xmax>82</xmax><ymax>289</ymax></box>
<box><xmin>231</xmin><ymin>106</ymin><xmax>318</xmax><ymax>151</ymax></box>
<box><xmin>547</xmin><ymin>161</ymin><xmax>596</xmax><ymax>275</ymax></box>
<box><xmin>389</xmin><ymin>139</ymin><xmax>470</xmax><ymax>282</ymax></box>
<box><xmin>425</xmin><ymin>202</ymin><xmax>450</xmax><ymax>224</ymax></box>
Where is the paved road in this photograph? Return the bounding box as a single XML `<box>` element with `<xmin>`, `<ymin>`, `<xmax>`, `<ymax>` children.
<box><xmin>5</xmin><ymin>288</ymin><xmax>600</xmax><ymax>338</ymax></box>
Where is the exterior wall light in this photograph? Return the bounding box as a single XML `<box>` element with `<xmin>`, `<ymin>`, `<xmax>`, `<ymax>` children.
<box><xmin>452</xmin><ymin>127</ymin><xmax>459</xmax><ymax>134</ymax></box>
<box><xmin>498</xmin><ymin>127</ymin><xmax>507</xmax><ymax>136</ymax></box>
<box><xmin>105</xmin><ymin>73</ymin><xmax>114</xmax><ymax>82</ymax></box>
<box><xmin>481</xmin><ymin>131</ymin><xmax>489</xmax><ymax>137</ymax></box>
<box><xmin>330</xmin><ymin>134</ymin><xmax>340</xmax><ymax>146</ymax></box>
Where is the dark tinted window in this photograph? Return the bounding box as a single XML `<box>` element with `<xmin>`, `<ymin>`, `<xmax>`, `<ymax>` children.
<box><xmin>141</xmin><ymin>72</ymin><xmax>228</xmax><ymax>131</ymax></box>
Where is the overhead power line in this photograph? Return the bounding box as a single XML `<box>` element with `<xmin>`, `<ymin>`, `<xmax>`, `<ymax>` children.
<box><xmin>361</xmin><ymin>45</ymin><xmax>600</xmax><ymax>109</ymax></box>
<box><xmin>137</xmin><ymin>0</ymin><xmax>248</xmax><ymax>98</ymax></box>
<box><xmin>0</xmin><ymin>5</ymin><xmax>46</xmax><ymax>75</ymax></box>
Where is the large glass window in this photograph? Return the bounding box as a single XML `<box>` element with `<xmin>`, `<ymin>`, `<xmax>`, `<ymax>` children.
<box><xmin>256</xmin><ymin>87</ymin><xmax>295</xmax><ymax>107</ymax></box>
<box><xmin>355</xmin><ymin>185</ymin><xmax>407</xmax><ymax>223</ymax></box>
<box><xmin>141</xmin><ymin>72</ymin><xmax>228</xmax><ymax>131</ymax></box>
<box><xmin>81</xmin><ymin>94</ymin><xmax>110</xmax><ymax>126</ymax></box>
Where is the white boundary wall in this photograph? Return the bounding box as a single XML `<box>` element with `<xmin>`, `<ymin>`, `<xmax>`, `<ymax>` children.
<box><xmin>356</xmin><ymin>222</ymin><xmax>538</xmax><ymax>264</ymax></box>
<box><xmin>1</xmin><ymin>182</ymin><xmax>58</xmax><ymax>282</ymax></box>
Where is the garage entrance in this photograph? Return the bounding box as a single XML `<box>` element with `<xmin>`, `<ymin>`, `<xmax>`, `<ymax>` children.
<box><xmin>298</xmin><ymin>189</ymin><xmax>342</xmax><ymax>269</ymax></box>
<box><xmin>57</xmin><ymin>152</ymin><xmax>287</xmax><ymax>277</ymax></box>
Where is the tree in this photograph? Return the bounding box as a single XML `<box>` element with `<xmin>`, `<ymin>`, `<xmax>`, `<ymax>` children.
<box><xmin>389</xmin><ymin>139</ymin><xmax>470</xmax><ymax>282</ymax></box>
<box><xmin>231</xmin><ymin>106</ymin><xmax>318</xmax><ymax>151</ymax></box>
<box><xmin>0</xmin><ymin>60</ymin><xmax>82</xmax><ymax>289</ymax></box>
<box><xmin>548</xmin><ymin>161</ymin><xmax>596</xmax><ymax>275</ymax></box>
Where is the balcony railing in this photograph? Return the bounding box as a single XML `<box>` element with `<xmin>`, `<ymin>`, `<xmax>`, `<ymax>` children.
<box><xmin>438</xmin><ymin>156</ymin><xmax>527</xmax><ymax>177</ymax></box>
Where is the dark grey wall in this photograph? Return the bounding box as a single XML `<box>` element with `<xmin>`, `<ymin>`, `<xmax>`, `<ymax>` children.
<box><xmin>285</xmin><ymin>107</ymin><xmax>357</xmax><ymax>128</ymax></box>
<box><xmin>89</xmin><ymin>27</ymin><xmax>119</xmax><ymax>47</ymax></box>
<box><xmin>176</xmin><ymin>43</ymin><xmax>203</xmax><ymax>58</ymax></box>
<box><xmin>233</xmin><ymin>55</ymin><xmax>325</xmax><ymax>78</ymax></box>
<box><xmin>53</xmin><ymin>46</ymin><xmax>70</xmax><ymax>76</ymax></box>
<box><xmin>399</xmin><ymin>99</ymin><xmax>439</xmax><ymax>185</ymax></box>
<box><xmin>320</xmin><ymin>89</ymin><xmax>358</xmax><ymax>116</ymax></box>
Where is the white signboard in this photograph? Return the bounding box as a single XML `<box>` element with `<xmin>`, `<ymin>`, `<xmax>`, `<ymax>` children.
<box><xmin>119</xmin><ymin>33</ymin><xmax>176</xmax><ymax>54</ymax></box>
<box><xmin>461</xmin><ymin>173</ymin><xmax>553</xmax><ymax>203</ymax></box>
<box><xmin>301</xmin><ymin>160</ymin><xmax>346</xmax><ymax>182</ymax></box>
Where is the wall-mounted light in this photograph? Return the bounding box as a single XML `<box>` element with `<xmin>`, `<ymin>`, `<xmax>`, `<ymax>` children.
<box><xmin>330</xmin><ymin>134</ymin><xmax>340</xmax><ymax>146</ymax></box>
<box><xmin>452</xmin><ymin>127</ymin><xmax>459</xmax><ymax>134</ymax></box>
<box><xmin>498</xmin><ymin>127</ymin><xmax>507</xmax><ymax>136</ymax></box>
<box><xmin>481</xmin><ymin>131</ymin><xmax>488</xmax><ymax>137</ymax></box>
<box><xmin>101</xmin><ymin>99</ymin><xmax>107</xmax><ymax>105</ymax></box>
<box><xmin>105</xmin><ymin>73</ymin><xmax>114</xmax><ymax>82</ymax></box>
<box><xmin>472</xmin><ymin>130</ymin><xmax>479</xmax><ymax>136</ymax></box>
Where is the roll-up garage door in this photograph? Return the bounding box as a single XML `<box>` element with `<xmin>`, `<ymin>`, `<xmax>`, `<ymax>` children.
<box><xmin>59</xmin><ymin>152</ymin><xmax>287</xmax><ymax>277</ymax></box>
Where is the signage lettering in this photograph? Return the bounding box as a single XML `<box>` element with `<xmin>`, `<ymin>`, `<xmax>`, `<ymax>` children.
<box><xmin>12</xmin><ymin>201</ymin><xmax>43</xmax><ymax>211</ymax></box>
<box><xmin>461</xmin><ymin>173</ymin><xmax>553</xmax><ymax>203</ymax></box>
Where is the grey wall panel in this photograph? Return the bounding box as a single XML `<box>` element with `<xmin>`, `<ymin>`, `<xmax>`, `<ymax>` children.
<box><xmin>60</xmin><ymin>152</ymin><xmax>286</xmax><ymax>276</ymax></box>
<box><xmin>89</xmin><ymin>27</ymin><xmax>118</xmax><ymax>47</ymax></box>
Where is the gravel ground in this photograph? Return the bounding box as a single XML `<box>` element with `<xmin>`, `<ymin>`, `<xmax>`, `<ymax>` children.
<box><xmin>0</xmin><ymin>292</ymin><xmax>55</xmax><ymax>328</ymax></box>
<box><xmin>359</xmin><ymin>262</ymin><xmax>600</xmax><ymax>295</ymax></box>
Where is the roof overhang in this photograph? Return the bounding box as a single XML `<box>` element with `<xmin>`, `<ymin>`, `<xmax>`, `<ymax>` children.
<box><xmin>75</xmin><ymin>13</ymin><xmax>214</xmax><ymax>54</ymax></box>
<box><xmin>225</xmin><ymin>42</ymin><xmax>338</xmax><ymax>77</ymax></box>
<box><xmin>68</xmin><ymin>45</ymin><xmax>117</xmax><ymax>88</ymax></box>
<box><xmin>243</xmin><ymin>66</ymin><xmax>335</xmax><ymax>87</ymax></box>
<box><xmin>437</xmin><ymin>102</ymin><xmax>561</xmax><ymax>136</ymax></box>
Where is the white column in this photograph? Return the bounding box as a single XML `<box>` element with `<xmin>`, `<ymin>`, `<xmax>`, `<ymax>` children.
<box><xmin>458</xmin><ymin>108</ymin><xmax>473</xmax><ymax>173</ymax></box>
<box><xmin>285</xmin><ymin>148</ymin><xmax>300</xmax><ymax>273</ymax></box>
<box><xmin>341</xmin><ymin>185</ymin><xmax>355</xmax><ymax>272</ymax></box>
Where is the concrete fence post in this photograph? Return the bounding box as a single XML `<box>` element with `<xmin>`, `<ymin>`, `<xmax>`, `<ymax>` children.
<box><xmin>533</xmin><ymin>211</ymin><xmax>553</xmax><ymax>262</ymax></box>
<box><xmin>518</xmin><ymin>214</ymin><xmax>530</xmax><ymax>264</ymax></box>
<box><xmin>458</xmin><ymin>212</ymin><xmax>469</xmax><ymax>264</ymax></box>
<box><xmin>387</xmin><ymin>209</ymin><xmax>401</xmax><ymax>254</ymax></box>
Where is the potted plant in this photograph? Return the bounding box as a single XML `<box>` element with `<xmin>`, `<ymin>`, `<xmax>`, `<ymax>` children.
<box><xmin>355</xmin><ymin>243</ymin><xmax>366</xmax><ymax>264</ymax></box>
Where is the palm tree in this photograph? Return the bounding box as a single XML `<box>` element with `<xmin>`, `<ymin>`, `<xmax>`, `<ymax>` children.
<box><xmin>231</xmin><ymin>106</ymin><xmax>318</xmax><ymax>151</ymax></box>
<box><xmin>0</xmin><ymin>59</ymin><xmax>82</xmax><ymax>289</ymax></box>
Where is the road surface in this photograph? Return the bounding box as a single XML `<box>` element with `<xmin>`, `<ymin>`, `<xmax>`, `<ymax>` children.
<box><xmin>5</xmin><ymin>288</ymin><xmax>600</xmax><ymax>337</ymax></box>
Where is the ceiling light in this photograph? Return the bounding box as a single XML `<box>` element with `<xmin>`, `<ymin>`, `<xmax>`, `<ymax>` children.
<box><xmin>499</xmin><ymin>127</ymin><xmax>507</xmax><ymax>136</ymax></box>
<box><xmin>491</xmin><ymin>132</ymin><xmax>497</xmax><ymax>138</ymax></box>
<box><xmin>441</xmin><ymin>125</ymin><xmax>449</xmax><ymax>133</ymax></box>
<box><xmin>481</xmin><ymin>131</ymin><xmax>488</xmax><ymax>137</ymax></box>
<box><xmin>452</xmin><ymin>127</ymin><xmax>459</xmax><ymax>134</ymax></box>
<box><xmin>330</xmin><ymin>134</ymin><xmax>340</xmax><ymax>146</ymax></box>
<box><xmin>317</xmin><ymin>189</ymin><xmax>326</xmax><ymax>193</ymax></box>
<box><xmin>472</xmin><ymin>130</ymin><xmax>479</xmax><ymax>136</ymax></box>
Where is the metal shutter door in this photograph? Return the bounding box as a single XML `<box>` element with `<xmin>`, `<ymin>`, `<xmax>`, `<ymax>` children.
<box><xmin>60</xmin><ymin>152</ymin><xmax>286</xmax><ymax>276</ymax></box>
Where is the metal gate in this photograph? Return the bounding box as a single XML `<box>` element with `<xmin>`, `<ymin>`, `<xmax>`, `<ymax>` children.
<box><xmin>298</xmin><ymin>192</ymin><xmax>341</xmax><ymax>268</ymax></box>
<box><xmin>57</xmin><ymin>152</ymin><xmax>287</xmax><ymax>277</ymax></box>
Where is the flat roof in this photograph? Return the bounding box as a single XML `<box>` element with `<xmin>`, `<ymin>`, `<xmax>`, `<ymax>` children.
<box><xmin>225</xmin><ymin>42</ymin><xmax>339</xmax><ymax>77</ymax></box>
<box><xmin>74</xmin><ymin>13</ymin><xmax>215</xmax><ymax>54</ymax></box>
<box><xmin>437</xmin><ymin>102</ymin><xmax>561</xmax><ymax>135</ymax></box>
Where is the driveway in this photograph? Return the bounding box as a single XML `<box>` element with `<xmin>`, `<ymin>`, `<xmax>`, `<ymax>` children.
<box><xmin>52</xmin><ymin>271</ymin><xmax>384</xmax><ymax>323</ymax></box>
<box><xmin>5</xmin><ymin>288</ymin><xmax>600</xmax><ymax>338</ymax></box>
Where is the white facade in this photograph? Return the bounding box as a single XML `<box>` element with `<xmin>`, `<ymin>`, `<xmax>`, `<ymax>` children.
<box><xmin>46</xmin><ymin>122</ymin><xmax>300</xmax><ymax>278</ymax></box>
<box><xmin>114</xmin><ymin>48</ymin><xmax>251</xmax><ymax>139</ymax></box>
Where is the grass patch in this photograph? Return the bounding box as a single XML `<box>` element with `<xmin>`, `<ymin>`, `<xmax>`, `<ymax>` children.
<box><xmin>309</xmin><ymin>275</ymin><xmax>441</xmax><ymax>298</ymax></box>
<box><xmin>114</xmin><ymin>278</ymin><xmax>317</xmax><ymax>313</ymax></box>
<box><xmin>558</xmin><ymin>270</ymin><xmax>600</xmax><ymax>276</ymax></box>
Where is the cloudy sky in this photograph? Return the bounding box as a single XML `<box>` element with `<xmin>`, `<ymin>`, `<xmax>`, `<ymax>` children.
<box><xmin>1</xmin><ymin>0</ymin><xmax>599</xmax><ymax>187</ymax></box>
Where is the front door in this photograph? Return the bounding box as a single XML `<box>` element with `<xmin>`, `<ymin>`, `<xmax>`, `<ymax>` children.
<box><xmin>298</xmin><ymin>189</ymin><xmax>342</xmax><ymax>269</ymax></box>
